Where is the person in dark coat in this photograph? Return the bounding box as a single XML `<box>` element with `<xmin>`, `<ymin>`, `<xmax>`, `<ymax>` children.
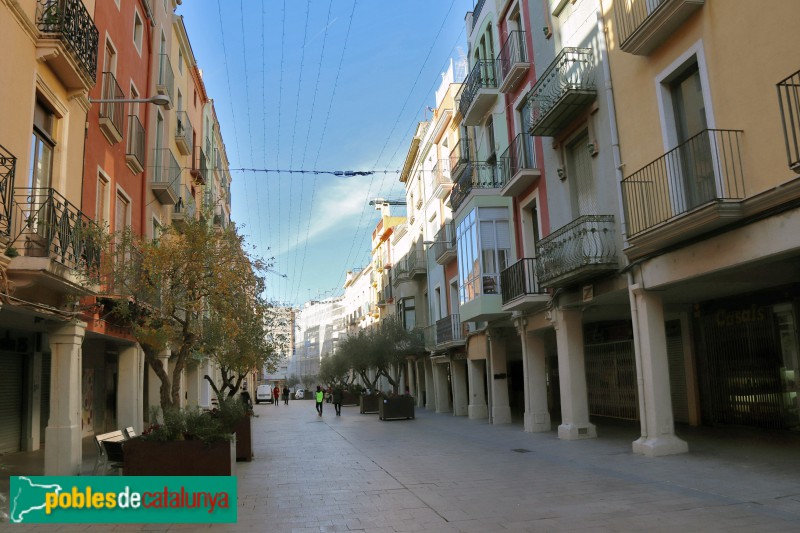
<box><xmin>332</xmin><ymin>385</ymin><xmax>343</xmax><ymax>416</ymax></box>
<box><xmin>282</xmin><ymin>386</ymin><xmax>289</xmax><ymax>405</ymax></box>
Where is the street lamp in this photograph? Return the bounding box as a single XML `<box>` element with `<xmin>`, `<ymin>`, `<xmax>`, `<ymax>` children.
<box><xmin>88</xmin><ymin>94</ymin><xmax>172</xmax><ymax>108</ymax></box>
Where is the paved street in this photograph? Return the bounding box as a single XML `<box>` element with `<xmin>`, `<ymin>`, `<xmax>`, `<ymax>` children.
<box><xmin>6</xmin><ymin>399</ymin><xmax>800</xmax><ymax>532</ymax></box>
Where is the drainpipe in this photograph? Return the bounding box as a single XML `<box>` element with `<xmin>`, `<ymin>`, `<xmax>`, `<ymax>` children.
<box><xmin>596</xmin><ymin>5</ymin><xmax>646</xmax><ymax>434</ymax></box>
<box><xmin>485</xmin><ymin>328</ymin><xmax>493</xmax><ymax>424</ymax></box>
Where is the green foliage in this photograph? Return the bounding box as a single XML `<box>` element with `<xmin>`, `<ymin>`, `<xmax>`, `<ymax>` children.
<box><xmin>141</xmin><ymin>398</ymin><xmax>247</xmax><ymax>445</ymax></box>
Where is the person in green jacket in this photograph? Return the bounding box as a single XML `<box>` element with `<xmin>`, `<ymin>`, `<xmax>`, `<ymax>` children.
<box><xmin>332</xmin><ymin>385</ymin><xmax>343</xmax><ymax>416</ymax></box>
<box><xmin>315</xmin><ymin>386</ymin><xmax>324</xmax><ymax>416</ymax></box>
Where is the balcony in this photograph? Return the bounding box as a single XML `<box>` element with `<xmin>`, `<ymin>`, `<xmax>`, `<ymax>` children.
<box><xmin>528</xmin><ymin>48</ymin><xmax>596</xmax><ymax>137</ymax></box>
<box><xmin>212</xmin><ymin>213</ymin><xmax>227</xmax><ymax>230</ymax></box>
<box><xmin>172</xmin><ymin>184</ymin><xmax>196</xmax><ymax>229</ymax></box>
<box><xmin>449</xmin><ymin>138</ymin><xmax>470</xmax><ymax>181</ymax></box>
<box><xmin>433</xmin><ymin>222</ymin><xmax>456</xmax><ymax>265</ymax></box>
<box><xmin>191</xmin><ymin>148</ymin><xmax>209</xmax><ymax>185</ymax></box>
<box><xmin>471</xmin><ymin>0</ymin><xmax>487</xmax><ymax>30</ymax></box>
<box><xmin>459</xmin><ymin>60</ymin><xmax>499</xmax><ymax>126</ymax></box>
<box><xmin>778</xmin><ymin>69</ymin><xmax>800</xmax><ymax>173</ymax></box>
<box><xmin>175</xmin><ymin>111</ymin><xmax>193</xmax><ymax>155</ymax></box>
<box><xmin>125</xmin><ymin>116</ymin><xmax>145</xmax><ymax>174</ymax></box>
<box><xmin>450</xmin><ymin>162</ymin><xmax>500</xmax><ymax>212</ymax></box>
<box><xmin>500</xmin><ymin>258</ymin><xmax>548</xmax><ymax>312</ymax></box>
<box><xmin>536</xmin><ymin>215</ymin><xmax>618</xmax><ymax>289</ymax></box>
<box><xmin>436</xmin><ymin>314</ymin><xmax>465</xmax><ymax>349</ymax></box>
<box><xmin>98</xmin><ymin>72</ymin><xmax>124</xmax><ymax>144</ymax></box>
<box><xmin>0</xmin><ymin>145</ymin><xmax>16</xmax><ymax>239</ymax></box>
<box><xmin>498</xmin><ymin>133</ymin><xmax>541</xmax><ymax>197</ymax></box>
<box><xmin>616</xmin><ymin>0</ymin><xmax>704</xmax><ymax>56</ymax></box>
<box><xmin>8</xmin><ymin>187</ymin><xmax>101</xmax><ymax>285</ymax></box>
<box><xmin>155</xmin><ymin>54</ymin><xmax>174</xmax><ymax>109</ymax></box>
<box><xmin>150</xmin><ymin>149</ymin><xmax>180</xmax><ymax>205</ymax></box>
<box><xmin>36</xmin><ymin>0</ymin><xmax>99</xmax><ymax>90</ymax></box>
<box><xmin>621</xmin><ymin>129</ymin><xmax>745</xmax><ymax>258</ymax></box>
<box><xmin>432</xmin><ymin>160</ymin><xmax>453</xmax><ymax>199</ymax></box>
<box><xmin>497</xmin><ymin>31</ymin><xmax>529</xmax><ymax>93</ymax></box>
<box><xmin>392</xmin><ymin>250</ymin><xmax>426</xmax><ymax>286</ymax></box>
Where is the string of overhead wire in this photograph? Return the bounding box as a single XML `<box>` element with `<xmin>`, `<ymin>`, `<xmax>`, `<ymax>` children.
<box><xmin>290</xmin><ymin>0</ymin><xmax>359</xmax><ymax>307</ymax></box>
<box><xmin>273</xmin><ymin>0</ymin><xmax>287</xmax><ymax>303</ymax></box>
<box><xmin>258</xmin><ymin>0</ymin><xmax>274</xmax><ymax>299</ymax></box>
<box><xmin>334</xmin><ymin>1</ymin><xmax>464</xmax><ymax>290</ymax></box>
<box><xmin>289</xmin><ymin>0</ymin><xmax>335</xmax><ymax>305</ymax></box>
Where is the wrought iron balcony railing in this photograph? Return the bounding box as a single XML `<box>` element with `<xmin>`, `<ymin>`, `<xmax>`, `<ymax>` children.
<box><xmin>0</xmin><ymin>145</ymin><xmax>16</xmax><ymax>238</ymax></box>
<box><xmin>778</xmin><ymin>69</ymin><xmax>800</xmax><ymax>173</ymax></box>
<box><xmin>471</xmin><ymin>0</ymin><xmax>487</xmax><ymax>29</ymax></box>
<box><xmin>432</xmin><ymin>222</ymin><xmax>456</xmax><ymax>263</ymax></box>
<box><xmin>436</xmin><ymin>314</ymin><xmax>464</xmax><ymax>345</ymax></box>
<box><xmin>36</xmin><ymin>0</ymin><xmax>99</xmax><ymax>82</ymax></box>
<box><xmin>173</xmin><ymin>184</ymin><xmax>196</xmax><ymax>218</ymax></box>
<box><xmin>621</xmin><ymin>129</ymin><xmax>745</xmax><ymax>237</ymax></box>
<box><xmin>528</xmin><ymin>47</ymin><xmax>596</xmax><ymax>136</ymax></box>
<box><xmin>615</xmin><ymin>0</ymin><xmax>704</xmax><ymax>55</ymax></box>
<box><xmin>192</xmin><ymin>148</ymin><xmax>209</xmax><ymax>185</ymax></box>
<box><xmin>458</xmin><ymin>60</ymin><xmax>498</xmax><ymax>118</ymax></box>
<box><xmin>449</xmin><ymin>138</ymin><xmax>470</xmax><ymax>178</ymax></box>
<box><xmin>450</xmin><ymin>162</ymin><xmax>500</xmax><ymax>212</ymax></box>
<box><xmin>9</xmin><ymin>187</ymin><xmax>101</xmax><ymax>280</ymax></box>
<box><xmin>126</xmin><ymin>115</ymin><xmax>145</xmax><ymax>173</ymax></box>
<box><xmin>498</xmin><ymin>133</ymin><xmax>538</xmax><ymax>187</ymax></box>
<box><xmin>500</xmin><ymin>258</ymin><xmax>545</xmax><ymax>305</ymax></box>
<box><xmin>497</xmin><ymin>30</ymin><xmax>528</xmax><ymax>87</ymax></box>
<box><xmin>156</xmin><ymin>53</ymin><xmax>174</xmax><ymax>104</ymax></box>
<box><xmin>535</xmin><ymin>215</ymin><xmax>617</xmax><ymax>288</ymax></box>
<box><xmin>99</xmin><ymin>71</ymin><xmax>124</xmax><ymax>140</ymax></box>
<box><xmin>175</xmin><ymin>111</ymin><xmax>193</xmax><ymax>155</ymax></box>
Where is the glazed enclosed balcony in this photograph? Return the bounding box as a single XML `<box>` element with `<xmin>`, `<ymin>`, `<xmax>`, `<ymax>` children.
<box><xmin>150</xmin><ymin>148</ymin><xmax>180</xmax><ymax>205</ymax></box>
<box><xmin>778</xmin><ymin>69</ymin><xmax>800</xmax><ymax>173</ymax></box>
<box><xmin>528</xmin><ymin>48</ymin><xmax>596</xmax><ymax>137</ymax></box>
<box><xmin>449</xmin><ymin>138</ymin><xmax>470</xmax><ymax>181</ymax></box>
<box><xmin>36</xmin><ymin>0</ymin><xmax>99</xmax><ymax>90</ymax></box>
<box><xmin>125</xmin><ymin>115</ymin><xmax>145</xmax><ymax>174</ymax></box>
<box><xmin>497</xmin><ymin>31</ymin><xmax>529</xmax><ymax>93</ymax></box>
<box><xmin>432</xmin><ymin>222</ymin><xmax>456</xmax><ymax>265</ymax></box>
<box><xmin>175</xmin><ymin>111</ymin><xmax>193</xmax><ymax>155</ymax></box>
<box><xmin>8</xmin><ymin>187</ymin><xmax>102</xmax><ymax>287</ymax></box>
<box><xmin>172</xmin><ymin>184</ymin><xmax>196</xmax><ymax>229</ymax></box>
<box><xmin>155</xmin><ymin>54</ymin><xmax>175</xmax><ymax>110</ymax></box>
<box><xmin>459</xmin><ymin>60</ymin><xmax>498</xmax><ymax>126</ymax></box>
<box><xmin>621</xmin><ymin>129</ymin><xmax>745</xmax><ymax>258</ymax></box>
<box><xmin>498</xmin><ymin>133</ymin><xmax>541</xmax><ymax>197</ymax></box>
<box><xmin>615</xmin><ymin>0</ymin><xmax>704</xmax><ymax>56</ymax></box>
<box><xmin>0</xmin><ymin>145</ymin><xmax>16</xmax><ymax>239</ymax></box>
<box><xmin>436</xmin><ymin>314</ymin><xmax>465</xmax><ymax>349</ymax></box>
<box><xmin>450</xmin><ymin>162</ymin><xmax>500</xmax><ymax>212</ymax></box>
<box><xmin>500</xmin><ymin>258</ymin><xmax>548</xmax><ymax>312</ymax></box>
<box><xmin>98</xmin><ymin>72</ymin><xmax>124</xmax><ymax>144</ymax></box>
<box><xmin>535</xmin><ymin>215</ymin><xmax>618</xmax><ymax>289</ymax></box>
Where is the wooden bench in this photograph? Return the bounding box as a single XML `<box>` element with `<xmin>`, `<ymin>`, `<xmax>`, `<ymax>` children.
<box><xmin>93</xmin><ymin>430</ymin><xmax>127</xmax><ymax>474</ymax></box>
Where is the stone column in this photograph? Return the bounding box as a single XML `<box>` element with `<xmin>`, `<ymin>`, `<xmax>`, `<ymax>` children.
<box><xmin>467</xmin><ymin>359</ymin><xmax>488</xmax><ymax>419</ymax></box>
<box><xmin>433</xmin><ymin>362</ymin><xmax>451</xmax><ymax>413</ymax></box>
<box><xmin>488</xmin><ymin>329</ymin><xmax>511</xmax><ymax>424</ymax></box>
<box><xmin>518</xmin><ymin>320</ymin><xmax>550</xmax><ymax>433</ymax></box>
<box><xmin>553</xmin><ymin>307</ymin><xmax>596</xmax><ymax>440</ymax></box>
<box><xmin>117</xmin><ymin>344</ymin><xmax>144</xmax><ymax>434</ymax></box>
<box><xmin>414</xmin><ymin>359</ymin><xmax>425</xmax><ymax>407</ymax></box>
<box><xmin>45</xmin><ymin>321</ymin><xmax>86</xmax><ymax>475</ymax></box>
<box><xmin>630</xmin><ymin>285</ymin><xmax>689</xmax><ymax>456</ymax></box>
<box><xmin>424</xmin><ymin>358</ymin><xmax>435</xmax><ymax>410</ymax></box>
<box><xmin>406</xmin><ymin>359</ymin><xmax>416</xmax><ymax>398</ymax></box>
<box><xmin>451</xmin><ymin>359</ymin><xmax>468</xmax><ymax>416</ymax></box>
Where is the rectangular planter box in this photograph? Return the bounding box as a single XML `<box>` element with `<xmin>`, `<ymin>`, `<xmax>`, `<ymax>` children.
<box><xmin>123</xmin><ymin>437</ymin><xmax>236</xmax><ymax>476</ymax></box>
<box><xmin>360</xmin><ymin>394</ymin><xmax>380</xmax><ymax>414</ymax></box>
<box><xmin>235</xmin><ymin>416</ymin><xmax>253</xmax><ymax>462</ymax></box>
<box><xmin>379</xmin><ymin>396</ymin><xmax>416</xmax><ymax>420</ymax></box>
<box><xmin>342</xmin><ymin>391</ymin><xmax>359</xmax><ymax>406</ymax></box>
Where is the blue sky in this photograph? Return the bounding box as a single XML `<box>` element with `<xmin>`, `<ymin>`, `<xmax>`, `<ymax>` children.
<box><xmin>177</xmin><ymin>0</ymin><xmax>473</xmax><ymax>307</ymax></box>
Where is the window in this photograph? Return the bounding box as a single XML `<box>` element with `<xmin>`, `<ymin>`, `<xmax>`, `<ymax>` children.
<box><xmin>30</xmin><ymin>100</ymin><xmax>55</xmax><ymax>190</ymax></box>
<box><xmin>115</xmin><ymin>190</ymin><xmax>131</xmax><ymax>233</ymax></box>
<box><xmin>398</xmin><ymin>297</ymin><xmax>416</xmax><ymax>330</ymax></box>
<box><xmin>566</xmin><ymin>129</ymin><xmax>596</xmax><ymax>217</ymax></box>
<box><xmin>129</xmin><ymin>84</ymin><xmax>140</xmax><ymax>117</ymax></box>
<box><xmin>103</xmin><ymin>39</ymin><xmax>117</xmax><ymax>76</ymax></box>
<box><xmin>486</xmin><ymin>116</ymin><xmax>496</xmax><ymax>162</ymax></box>
<box><xmin>178</xmin><ymin>48</ymin><xmax>184</xmax><ymax>74</ymax></box>
<box><xmin>133</xmin><ymin>11</ymin><xmax>144</xmax><ymax>53</ymax></box>
<box><xmin>456</xmin><ymin>207</ymin><xmax>511</xmax><ymax>303</ymax></box>
<box><xmin>96</xmin><ymin>172</ymin><xmax>110</xmax><ymax>226</ymax></box>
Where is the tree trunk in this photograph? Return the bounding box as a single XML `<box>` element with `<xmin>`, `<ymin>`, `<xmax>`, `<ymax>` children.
<box><xmin>143</xmin><ymin>345</ymin><xmax>173</xmax><ymax>411</ymax></box>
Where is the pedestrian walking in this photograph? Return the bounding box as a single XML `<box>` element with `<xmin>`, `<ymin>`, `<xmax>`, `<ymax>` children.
<box><xmin>282</xmin><ymin>385</ymin><xmax>289</xmax><ymax>405</ymax></box>
<box><xmin>315</xmin><ymin>386</ymin><xmax>324</xmax><ymax>416</ymax></box>
<box><xmin>332</xmin><ymin>384</ymin><xmax>343</xmax><ymax>416</ymax></box>
<box><xmin>272</xmin><ymin>385</ymin><xmax>280</xmax><ymax>406</ymax></box>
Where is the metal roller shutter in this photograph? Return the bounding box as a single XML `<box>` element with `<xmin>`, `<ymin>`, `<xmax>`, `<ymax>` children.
<box><xmin>0</xmin><ymin>352</ymin><xmax>24</xmax><ymax>454</ymax></box>
<box><xmin>667</xmin><ymin>321</ymin><xmax>690</xmax><ymax>424</ymax></box>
